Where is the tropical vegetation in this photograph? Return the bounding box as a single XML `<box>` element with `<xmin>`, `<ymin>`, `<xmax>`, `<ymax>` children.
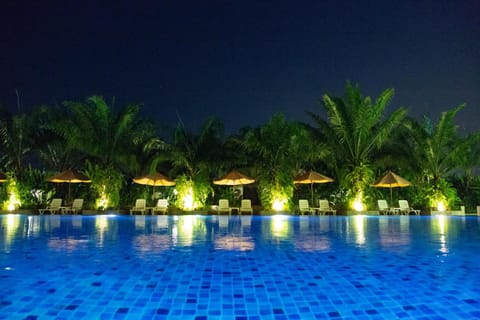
<box><xmin>0</xmin><ymin>83</ymin><xmax>479</xmax><ymax>213</ymax></box>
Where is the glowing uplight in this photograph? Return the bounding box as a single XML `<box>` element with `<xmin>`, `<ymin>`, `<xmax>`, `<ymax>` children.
<box><xmin>353</xmin><ymin>200</ymin><xmax>364</xmax><ymax>212</ymax></box>
<box><xmin>351</xmin><ymin>192</ymin><xmax>364</xmax><ymax>212</ymax></box>
<box><xmin>96</xmin><ymin>185</ymin><xmax>109</xmax><ymax>210</ymax></box>
<box><xmin>437</xmin><ymin>201</ymin><xmax>446</xmax><ymax>212</ymax></box>
<box><xmin>3</xmin><ymin>180</ymin><xmax>21</xmax><ymax>211</ymax></box>
<box><xmin>182</xmin><ymin>189</ymin><xmax>194</xmax><ymax>211</ymax></box>
<box><xmin>272</xmin><ymin>198</ymin><xmax>286</xmax><ymax>211</ymax></box>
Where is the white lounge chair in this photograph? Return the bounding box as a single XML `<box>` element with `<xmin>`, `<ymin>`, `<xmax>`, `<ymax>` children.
<box><xmin>63</xmin><ymin>198</ymin><xmax>84</xmax><ymax>215</ymax></box>
<box><xmin>39</xmin><ymin>198</ymin><xmax>63</xmax><ymax>215</ymax></box>
<box><xmin>152</xmin><ymin>199</ymin><xmax>168</xmax><ymax>214</ymax></box>
<box><xmin>377</xmin><ymin>199</ymin><xmax>398</xmax><ymax>215</ymax></box>
<box><xmin>130</xmin><ymin>199</ymin><xmax>147</xmax><ymax>215</ymax></box>
<box><xmin>317</xmin><ymin>199</ymin><xmax>336</xmax><ymax>215</ymax></box>
<box><xmin>217</xmin><ymin>199</ymin><xmax>232</xmax><ymax>215</ymax></box>
<box><xmin>398</xmin><ymin>200</ymin><xmax>420</xmax><ymax>215</ymax></box>
<box><xmin>239</xmin><ymin>199</ymin><xmax>253</xmax><ymax>215</ymax></box>
<box><xmin>298</xmin><ymin>199</ymin><xmax>315</xmax><ymax>215</ymax></box>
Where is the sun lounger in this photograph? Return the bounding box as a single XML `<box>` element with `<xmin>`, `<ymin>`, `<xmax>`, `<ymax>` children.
<box><xmin>63</xmin><ymin>198</ymin><xmax>84</xmax><ymax>214</ymax></box>
<box><xmin>130</xmin><ymin>199</ymin><xmax>147</xmax><ymax>215</ymax></box>
<box><xmin>377</xmin><ymin>199</ymin><xmax>398</xmax><ymax>215</ymax></box>
<box><xmin>239</xmin><ymin>199</ymin><xmax>253</xmax><ymax>215</ymax></box>
<box><xmin>398</xmin><ymin>200</ymin><xmax>420</xmax><ymax>215</ymax></box>
<box><xmin>152</xmin><ymin>199</ymin><xmax>168</xmax><ymax>214</ymax></box>
<box><xmin>217</xmin><ymin>199</ymin><xmax>232</xmax><ymax>215</ymax></box>
<box><xmin>298</xmin><ymin>199</ymin><xmax>316</xmax><ymax>215</ymax></box>
<box><xmin>39</xmin><ymin>198</ymin><xmax>63</xmax><ymax>215</ymax></box>
<box><xmin>317</xmin><ymin>199</ymin><xmax>336</xmax><ymax>215</ymax></box>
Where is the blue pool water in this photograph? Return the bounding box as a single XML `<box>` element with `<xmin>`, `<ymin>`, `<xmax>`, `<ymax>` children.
<box><xmin>1</xmin><ymin>214</ymin><xmax>480</xmax><ymax>320</ymax></box>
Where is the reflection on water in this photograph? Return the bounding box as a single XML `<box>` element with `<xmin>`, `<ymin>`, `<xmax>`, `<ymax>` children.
<box><xmin>432</xmin><ymin>215</ymin><xmax>449</xmax><ymax>254</ymax></box>
<box><xmin>270</xmin><ymin>214</ymin><xmax>291</xmax><ymax>239</ymax></box>
<box><xmin>353</xmin><ymin>214</ymin><xmax>366</xmax><ymax>245</ymax></box>
<box><xmin>378</xmin><ymin>216</ymin><xmax>411</xmax><ymax>254</ymax></box>
<box><xmin>0</xmin><ymin>214</ymin><xmax>476</xmax><ymax>255</ymax></box>
<box><xmin>1</xmin><ymin>214</ymin><xmax>21</xmax><ymax>250</ymax></box>
<box><xmin>214</xmin><ymin>236</ymin><xmax>254</xmax><ymax>251</ymax></box>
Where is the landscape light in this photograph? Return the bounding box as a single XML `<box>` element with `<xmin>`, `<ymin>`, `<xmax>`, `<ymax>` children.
<box><xmin>272</xmin><ymin>199</ymin><xmax>285</xmax><ymax>211</ymax></box>
<box><xmin>437</xmin><ymin>201</ymin><xmax>446</xmax><ymax>212</ymax></box>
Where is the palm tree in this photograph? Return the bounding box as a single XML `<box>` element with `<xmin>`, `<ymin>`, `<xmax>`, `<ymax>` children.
<box><xmin>167</xmin><ymin>117</ymin><xmax>226</xmax><ymax>209</ymax></box>
<box><xmin>52</xmin><ymin>95</ymin><xmax>158</xmax><ymax>208</ymax></box>
<box><xmin>169</xmin><ymin>117</ymin><xmax>226</xmax><ymax>178</ymax></box>
<box><xmin>0</xmin><ymin>111</ymin><xmax>34</xmax><ymax>176</ymax></box>
<box><xmin>241</xmin><ymin>113</ymin><xmax>323</xmax><ymax>211</ymax></box>
<box><xmin>309</xmin><ymin>83</ymin><xmax>407</xmax><ymax>210</ymax></box>
<box><xmin>56</xmin><ymin>96</ymin><xmax>146</xmax><ymax>168</ymax></box>
<box><xmin>454</xmin><ymin>131</ymin><xmax>480</xmax><ymax>211</ymax></box>
<box><xmin>404</xmin><ymin>105</ymin><xmax>472</xmax><ymax>209</ymax></box>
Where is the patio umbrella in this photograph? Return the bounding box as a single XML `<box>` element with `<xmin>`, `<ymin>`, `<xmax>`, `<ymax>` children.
<box><xmin>294</xmin><ymin>170</ymin><xmax>334</xmax><ymax>204</ymax></box>
<box><xmin>213</xmin><ymin>170</ymin><xmax>255</xmax><ymax>186</ymax></box>
<box><xmin>373</xmin><ymin>170</ymin><xmax>411</xmax><ymax>205</ymax></box>
<box><xmin>47</xmin><ymin>169</ymin><xmax>92</xmax><ymax>202</ymax></box>
<box><xmin>213</xmin><ymin>170</ymin><xmax>255</xmax><ymax>205</ymax></box>
<box><xmin>133</xmin><ymin>171</ymin><xmax>176</xmax><ymax>199</ymax></box>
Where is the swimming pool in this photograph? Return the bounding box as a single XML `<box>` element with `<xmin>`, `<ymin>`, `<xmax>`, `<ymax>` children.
<box><xmin>1</xmin><ymin>214</ymin><xmax>480</xmax><ymax>319</ymax></box>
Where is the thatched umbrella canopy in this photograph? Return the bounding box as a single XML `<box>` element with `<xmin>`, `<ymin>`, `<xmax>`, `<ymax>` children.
<box><xmin>294</xmin><ymin>170</ymin><xmax>334</xmax><ymax>204</ymax></box>
<box><xmin>133</xmin><ymin>171</ymin><xmax>176</xmax><ymax>201</ymax></box>
<box><xmin>213</xmin><ymin>170</ymin><xmax>255</xmax><ymax>186</ymax></box>
<box><xmin>47</xmin><ymin>169</ymin><xmax>91</xmax><ymax>202</ymax></box>
<box><xmin>373</xmin><ymin>170</ymin><xmax>411</xmax><ymax>204</ymax></box>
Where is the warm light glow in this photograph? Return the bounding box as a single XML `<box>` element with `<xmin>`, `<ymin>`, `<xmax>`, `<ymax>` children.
<box><xmin>1</xmin><ymin>214</ymin><xmax>20</xmax><ymax>250</ymax></box>
<box><xmin>3</xmin><ymin>179</ymin><xmax>21</xmax><ymax>211</ymax></box>
<box><xmin>95</xmin><ymin>215</ymin><xmax>108</xmax><ymax>231</ymax></box>
<box><xmin>272</xmin><ymin>198</ymin><xmax>286</xmax><ymax>211</ymax></box>
<box><xmin>271</xmin><ymin>214</ymin><xmax>289</xmax><ymax>238</ymax></box>
<box><xmin>437</xmin><ymin>201</ymin><xmax>446</xmax><ymax>212</ymax></box>
<box><xmin>180</xmin><ymin>215</ymin><xmax>195</xmax><ymax>235</ymax></box>
<box><xmin>353</xmin><ymin>200</ymin><xmax>364</xmax><ymax>211</ymax></box>
<box><xmin>182</xmin><ymin>189</ymin><xmax>194</xmax><ymax>211</ymax></box>
<box><xmin>96</xmin><ymin>185</ymin><xmax>109</xmax><ymax>210</ymax></box>
<box><xmin>434</xmin><ymin>215</ymin><xmax>448</xmax><ymax>254</ymax></box>
<box><xmin>351</xmin><ymin>192</ymin><xmax>364</xmax><ymax>212</ymax></box>
<box><xmin>174</xmin><ymin>216</ymin><xmax>206</xmax><ymax>246</ymax></box>
<box><xmin>437</xmin><ymin>214</ymin><xmax>446</xmax><ymax>233</ymax></box>
<box><xmin>353</xmin><ymin>214</ymin><xmax>366</xmax><ymax>245</ymax></box>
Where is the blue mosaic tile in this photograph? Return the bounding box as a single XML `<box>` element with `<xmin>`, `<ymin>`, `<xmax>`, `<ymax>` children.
<box><xmin>1</xmin><ymin>214</ymin><xmax>480</xmax><ymax>319</ymax></box>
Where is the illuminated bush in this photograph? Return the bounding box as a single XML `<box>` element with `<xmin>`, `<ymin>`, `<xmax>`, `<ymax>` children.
<box><xmin>85</xmin><ymin>162</ymin><xmax>124</xmax><ymax>210</ymax></box>
<box><xmin>2</xmin><ymin>173</ymin><xmax>21</xmax><ymax>211</ymax></box>
<box><xmin>258</xmin><ymin>181</ymin><xmax>292</xmax><ymax>212</ymax></box>
<box><xmin>174</xmin><ymin>174</ymin><xmax>212</xmax><ymax>211</ymax></box>
<box><xmin>419</xmin><ymin>178</ymin><xmax>459</xmax><ymax>211</ymax></box>
<box><xmin>351</xmin><ymin>191</ymin><xmax>365</xmax><ymax>212</ymax></box>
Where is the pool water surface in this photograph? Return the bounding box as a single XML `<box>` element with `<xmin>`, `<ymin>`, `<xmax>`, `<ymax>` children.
<box><xmin>1</xmin><ymin>214</ymin><xmax>480</xmax><ymax>319</ymax></box>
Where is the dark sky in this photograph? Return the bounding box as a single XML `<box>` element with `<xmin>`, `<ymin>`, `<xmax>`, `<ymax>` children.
<box><xmin>1</xmin><ymin>0</ymin><xmax>479</xmax><ymax>134</ymax></box>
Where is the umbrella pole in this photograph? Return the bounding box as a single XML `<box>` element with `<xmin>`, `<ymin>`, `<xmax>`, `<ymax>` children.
<box><xmin>311</xmin><ymin>182</ymin><xmax>314</xmax><ymax>205</ymax></box>
<box><xmin>390</xmin><ymin>186</ymin><xmax>393</xmax><ymax>206</ymax></box>
<box><xmin>232</xmin><ymin>185</ymin><xmax>236</xmax><ymax>207</ymax></box>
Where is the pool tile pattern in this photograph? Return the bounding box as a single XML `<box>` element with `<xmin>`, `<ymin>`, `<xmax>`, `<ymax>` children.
<box><xmin>1</xmin><ymin>215</ymin><xmax>480</xmax><ymax>319</ymax></box>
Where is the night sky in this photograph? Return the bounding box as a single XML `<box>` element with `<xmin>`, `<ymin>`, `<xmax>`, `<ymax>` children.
<box><xmin>1</xmin><ymin>0</ymin><xmax>479</xmax><ymax>134</ymax></box>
